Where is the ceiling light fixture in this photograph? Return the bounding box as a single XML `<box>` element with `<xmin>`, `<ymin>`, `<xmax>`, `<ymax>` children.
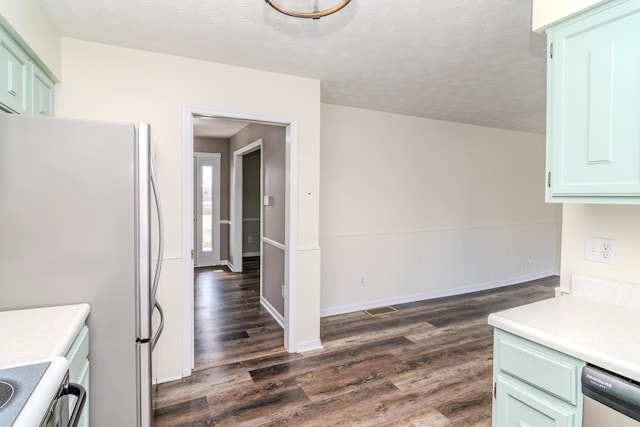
<box><xmin>265</xmin><ymin>0</ymin><xmax>351</xmax><ymax>19</ymax></box>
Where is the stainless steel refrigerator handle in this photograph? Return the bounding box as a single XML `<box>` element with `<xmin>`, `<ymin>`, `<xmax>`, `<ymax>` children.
<box><xmin>150</xmin><ymin>157</ymin><xmax>165</xmax><ymax>350</ymax></box>
<box><xmin>63</xmin><ymin>383</ymin><xmax>87</xmax><ymax>427</ymax></box>
<box><xmin>135</xmin><ymin>124</ymin><xmax>152</xmax><ymax>340</ymax></box>
<box><xmin>150</xmin><ymin>157</ymin><xmax>164</xmax><ymax>305</ymax></box>
<box><xmin>151</xmin><ymin>301</ymin><xmax>164</xmax><ymax>350</ymax></box>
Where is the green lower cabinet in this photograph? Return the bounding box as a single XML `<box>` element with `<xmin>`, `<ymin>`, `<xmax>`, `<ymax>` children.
<box><xmin>492</xmin><ymin>329</ymin><xmax>584</xmax><ymax>427</ymax></box>
<box><xmin>495</xmin><ymin>374</ymin><xmax>576</xmax><ymax>427</ymax></box>
<box><xmin>65</xmin><ymin>325</ymin><xmax>90</xmax><ymax>427</ymax></box>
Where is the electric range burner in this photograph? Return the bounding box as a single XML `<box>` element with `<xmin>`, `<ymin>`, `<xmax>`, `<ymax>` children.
<box><xmin>0</xmin><ymin>380</ymin><xmax>15</xmax><ymax>408</ymax></box>
<box><xmin>0</xmin><ymin>362</ymin><xmax>50</xmax><ymax>426</ymax></box>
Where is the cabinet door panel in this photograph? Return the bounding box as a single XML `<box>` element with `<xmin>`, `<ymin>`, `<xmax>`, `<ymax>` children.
<box><xmin>0</xmin><ymin>31</ymin><xmax>30</xmax><ymax>114</ymax></box>
<box><xmin>76</xmin><ymin>361</ymin><xmax>90</xmax><ymax>427</ymax></box>
<box><xmin>33</xmin><ymin>66</ymin><xmax>54</xmax><ymax>116</ymax></box>
<box><xmin>495</xmin><ymin>375</ymin><xmax>575</xmax><ymax>427</ymax></box>
<box><xmin>549</xmin><ymin>1</ymin><xmax>640</xmax><ymax>197</ymax></box>
<box><xmin>65</xmin><ymin>326</ymin><xmax>89</xmax><ymax>381</ymax></box>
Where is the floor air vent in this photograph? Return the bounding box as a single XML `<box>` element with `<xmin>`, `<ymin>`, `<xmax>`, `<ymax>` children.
<box><xmin>363</xmin><ymin>306</ymin><xmax>397</xmax><ymax>316</ymax></box>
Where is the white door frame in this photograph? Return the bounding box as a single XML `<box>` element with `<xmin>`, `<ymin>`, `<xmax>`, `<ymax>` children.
<box><xmin>182</xmin><ymin>106</ymin><xmax>298</xmax><ymax>377</ymax></box>
<box><xmin>194</xmin><ymin>152</ymin><xmax>221</xmax><ymax>267</ymax></box>
<box><xmin>231</xmin><ymin>139</ymin><xmax>262</xmax><ymax>273</ymax></box>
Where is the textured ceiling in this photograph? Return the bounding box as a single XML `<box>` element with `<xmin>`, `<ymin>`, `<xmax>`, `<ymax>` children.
<box><xmin>39</xmin><ymin>0</ymin><xmax>548</xmax><ymax>134</ymax></box>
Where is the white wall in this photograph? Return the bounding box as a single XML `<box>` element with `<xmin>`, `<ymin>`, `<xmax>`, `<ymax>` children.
<box><xmin>531</xmin><ymin>0</ymin><xmax>608</xmax><ymax>31</ymax></box>
<box><xmin>320</xmin><ymin>104</ymin><xmax>561</xmax><ymax>315</ymax></box>
<box><xmin>560</xmin><ymin>204</ymin><xmax>640</xmax><ymax>290</ymax></box>
<box><xmin>0</xmin><ymin>0</ymin><xmax>61</xmax><ymax>79</ymax></box>
<box><xmin>54</xmin><ymin>38</ymin><xmax>321</xmax><ymax>381</ymax></box>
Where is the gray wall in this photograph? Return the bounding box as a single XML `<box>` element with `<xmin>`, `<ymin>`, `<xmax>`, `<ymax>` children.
<box><xmin>262</xmin><ymin>130</ymin><xmax>286</xmax><ymax>245</ymax></box>
<box><xmin>231</xmin><ymin>123</ymin><xmax>286</xmax><ymax>316</ymax></box>
<box><xmin>243</xmin><ymin>150</ymin><xmax>261</xmax><ymax>254</ymax></box>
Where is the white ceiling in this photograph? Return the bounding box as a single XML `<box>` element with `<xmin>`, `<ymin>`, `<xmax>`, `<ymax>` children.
<box><xmin>39</xmin><ymin>0</ymin><xmax>548</xmax><ymax>135</ymax></box>
<box><xmin>192</xmin><ymin>117</ymin><xmax>249</xmax><ymax>138</ymax></box>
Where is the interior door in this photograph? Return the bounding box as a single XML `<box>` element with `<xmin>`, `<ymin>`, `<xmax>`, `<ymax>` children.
<box><xmin>194</xmin><ymin>152</ymin><xmax>221</xmax><ymax>267</ymax></box>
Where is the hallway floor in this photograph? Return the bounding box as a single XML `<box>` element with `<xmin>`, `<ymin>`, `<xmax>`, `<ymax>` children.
<box><xmin>154</xmin><ymin>265</ymin><xmax>557</xmax><ymax>426</ymax></box>
<box><xmin>192</xmin><ymin>257</ymin><xmax>284</xmax><ymax>368</ymax></box>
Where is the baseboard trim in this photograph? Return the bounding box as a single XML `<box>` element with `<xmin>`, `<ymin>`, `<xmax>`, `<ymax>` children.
<box><xmin>224</xmin><ymin>260</ymin><xmax>241</xmax><ymax>273</ymax></box>
<box><xmin>320</xmin><ymin>271</ymin><xmax>558</xmax><ymax>317</ymax></box>
<box><xmin>295</xmin><ymin>339</ymin><xmax>324</xmax><ymax>353</ymax></box>
<box><xmin>155</xmin><ymin>374</ymin><xmax>182</xmax><ymax>385</ymax></box>
<box><xmin>219</xmin><ymin>260</ymin><xmax>236</xmax><ymax>272</ymax></box>
<box><xmin>260</xmin><ymin>296</ymin><xmax>285</xmax><ymax>328</ymax></box>
<box><xmin>243</xmin><ymin>252</ymin><xmax>260</xmax><ymax>257</ymax></box>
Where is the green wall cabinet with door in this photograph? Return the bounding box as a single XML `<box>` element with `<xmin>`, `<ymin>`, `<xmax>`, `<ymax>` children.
<box><xmin>545</xmin><ymin>0</ymin><xmax>640</xmax><ymax>203</ymax></box>
<box><xmin>0</xmin><ymin>24</ymin><xmax>54</xmax><ymax>116</ymax></box>
<box><xmin>492</xmin><ymin>329</ymin><xmax>584</xmax><ymax>427</ymax></box>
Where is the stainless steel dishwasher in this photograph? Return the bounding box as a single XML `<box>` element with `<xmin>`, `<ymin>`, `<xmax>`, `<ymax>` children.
<box><xmin>582</xmin><ymin>364</ymin><xmax>640</xmax><ymax>426</ymax></box>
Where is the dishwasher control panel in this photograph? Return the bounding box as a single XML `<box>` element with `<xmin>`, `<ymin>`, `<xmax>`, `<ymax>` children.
<box><xmin>583</xmin><ymin>364</ymin><xmax>640</xmax><ymax>423</ymax></box>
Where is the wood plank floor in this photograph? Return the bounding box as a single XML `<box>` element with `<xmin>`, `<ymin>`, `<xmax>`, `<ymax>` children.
<box><xmin>192</xmin><ymin>258</ymin><xmax>285</xmax><ymax>368</ymax></box>
<box><xmin>155</xmin><ymin>260</ymin><xmax>558</xmax><ymax>426</ymax></box>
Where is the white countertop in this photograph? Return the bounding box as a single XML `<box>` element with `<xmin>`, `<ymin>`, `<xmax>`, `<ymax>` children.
<box><xmin>0</xmin><ymin>304</ymin><xmax>90</xmax><ymax>367</ymax></box>
<box><xmin>489</xmin><ymin>274</ymin><xmax>640</xmax><ymax>383</ymax></box>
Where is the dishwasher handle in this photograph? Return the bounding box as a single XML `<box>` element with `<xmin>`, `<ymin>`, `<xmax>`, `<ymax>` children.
<box><xmin>582</xmin><ymin>365</ymin><xmax>640</xmax><ymax>422</ymax></box>
<box><xmin>63</xmin><ymin>383</ymin><xmax>87</xmax><ymax>427</ymax></box>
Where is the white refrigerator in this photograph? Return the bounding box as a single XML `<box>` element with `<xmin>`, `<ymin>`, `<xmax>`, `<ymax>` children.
<box><xmin>0</xmin><ymin>113</ymin><xmax>164</xmax><ymax>427</ymax></box>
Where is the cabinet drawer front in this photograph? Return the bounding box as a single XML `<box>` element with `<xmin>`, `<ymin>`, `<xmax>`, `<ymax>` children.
<box><xmin>494</xmin><ymin>375</ymin><xmax>576</xmax><ymax>427</ymax></box>
<box><xmin>66</xmin><ymin>325</ymin><xmax>89</xmax><ymax>384</ymax></box>
<box><xmin>496</xmin><ymin>331</ymin><xmax>582</xmax><ymax>405</ymax></box>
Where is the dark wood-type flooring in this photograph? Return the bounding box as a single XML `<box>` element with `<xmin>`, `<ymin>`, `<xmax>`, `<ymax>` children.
<box><xmin>155</xmin><ymin>259</ymin><xmax>558</xmax><ymax>426</ymax></box>
<box><xmin>192</xmin><ymin>257</ymin><xmax>284</xmax><ymax>368</ymax></box>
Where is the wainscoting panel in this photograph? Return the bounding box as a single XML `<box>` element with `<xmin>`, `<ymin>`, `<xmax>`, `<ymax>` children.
<box><xmin>320</xmin><ymin>222</ymin><xmax>560</xmax><ymax>316</ymax></box>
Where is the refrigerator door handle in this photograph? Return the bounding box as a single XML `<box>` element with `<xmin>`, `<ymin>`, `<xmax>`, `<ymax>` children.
<box><xmin>135</xmin><ymin>124</ymin><xmax>152</xmax><ymax>340</ymax></box>
<box><xmin>150</xmin><ymin>156</ymin><xmax>164</xmax><ymax>306</ymax></box>
<box><xmin>151</xmin><ymin>301</ymin><xmax>164</xmax><ymax>350</ymax></box>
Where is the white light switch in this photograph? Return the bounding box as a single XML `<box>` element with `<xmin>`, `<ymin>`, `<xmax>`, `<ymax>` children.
<box><xmin>263</xmin><ymin>196</ymin><xmax>271</xmax><ymax>206</ymax></box>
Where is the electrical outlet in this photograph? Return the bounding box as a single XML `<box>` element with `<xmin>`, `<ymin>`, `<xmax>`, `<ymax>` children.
<box><xmin>585</xmin><ymin>237</ymin><xmax>616</xmax><ymax>265</ymax></box>
<box><xmin>359</xmin><ymin>276</ymin><xmax>365</xmax><ymax>287</ymax></box>
<box><xmin>248</xmin><ymin>236</ymin><xmax>252</xmax><ymax>244</ymax></box>
<box><xmin>281</xmin><ymin>285</ymin><xmax>285</xmax><ymax>298</ymax></box>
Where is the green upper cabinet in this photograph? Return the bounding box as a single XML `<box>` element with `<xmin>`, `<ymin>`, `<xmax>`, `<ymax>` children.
<box><xmin>0</xmin><ymin>24</ymin><xmax>54</xmax><ymax>116</ymax></box>
<box><xmin>546</xmin><ymin>0</ymin><xmax>640</xmax><ymax>203</ymax></box>
<box><xmin>32</xmin><ymin>65</ymin><xmax>54</xmax><ymax>116</ymax></box>
<box><xmin>0</xmin><ymin>26</ymin><xmax>30</xmax><ymax>114</ymax></box>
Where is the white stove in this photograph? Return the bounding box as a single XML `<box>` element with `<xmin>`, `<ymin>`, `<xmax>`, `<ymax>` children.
<box><xmin>0</xmin><ymin>357</ymin><xmax>84</xmax><ymax>427</ymax></box>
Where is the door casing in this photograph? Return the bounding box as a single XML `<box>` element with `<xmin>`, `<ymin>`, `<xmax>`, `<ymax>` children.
<box><xmin>182</xmin><ymin>106</ymin><xmax>298</xmax><ymax>377</ymax></box>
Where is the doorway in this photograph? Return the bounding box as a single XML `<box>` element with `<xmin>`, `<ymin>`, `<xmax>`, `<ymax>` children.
<box><xmin>182</xmin><ymin>106</ymin><xmax>299</xmax><ymax>377</ymax></box>
<box><xmin>230</xmin><ymin>138</ymin><xmax>262</xmax><ymax>273</ymax></box>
